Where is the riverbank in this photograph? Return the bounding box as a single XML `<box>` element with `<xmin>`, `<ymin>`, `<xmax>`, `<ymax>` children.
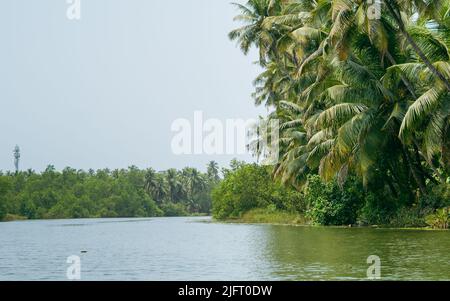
<box><xmin>1</xmin><ymin>214</ymin><xmax>28</xmax><ymax>222</ymax></box>
<box><xmin>217</xmin><ymin>208</ymin><xmax>450</xmax><ymax>230</ymax></box>
<box><xmin>4</xmin><ymin>211</ymin><xmax>446</xmax><ymax>231</ymax></box>
<box><xmin>0</xmin><ymin>213</ymin><xmax>209</xmax><ymax>222</ymax></box>
<box><xmin>220</xmin><ymin>208</ymin><xmax>310</xmax><ymax>226</ymax></box>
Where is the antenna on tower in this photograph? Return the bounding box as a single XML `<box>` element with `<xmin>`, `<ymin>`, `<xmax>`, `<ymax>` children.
<box><xmin>13</xmin><ymin>145</ymin><xmax>20</xmax><ymax>174</ymax></box>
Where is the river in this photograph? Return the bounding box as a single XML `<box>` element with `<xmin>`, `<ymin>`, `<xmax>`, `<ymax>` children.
<box><xmin>0</xmin><ymin>216</ymin><xmax>449</xmax><ymax>280</ymax></box>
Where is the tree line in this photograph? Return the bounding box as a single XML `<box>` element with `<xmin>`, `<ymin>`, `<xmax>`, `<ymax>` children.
<box><xmin>0</xmin><ymin>161</ymin><xmax>221</xmax><ymax>221</ymax></box>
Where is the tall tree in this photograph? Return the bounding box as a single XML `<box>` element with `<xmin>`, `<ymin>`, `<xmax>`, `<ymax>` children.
<box><xmin>207</xmin><ymin>161</ymin><xmax>220</xmax><ymax>182</ymax></box>
<box><xmin>230</xmin><ymin>0</ymin><xmax>449</xmax><ymax>200</ymax></box>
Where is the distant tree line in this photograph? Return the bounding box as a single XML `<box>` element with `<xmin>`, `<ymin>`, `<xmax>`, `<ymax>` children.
<box><xmin>0</xmin><ymin>161</ymin><xmax>221</xmax><ymax>221</ymax></box>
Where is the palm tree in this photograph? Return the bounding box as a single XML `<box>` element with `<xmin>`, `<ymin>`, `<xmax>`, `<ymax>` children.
<box><xmin>144</xmin><ymin>168</ymin><xmax>159</xmax><ymax>200</ymax></box>
<box><xmin>190</xmin><ymin>169</ymin><xmax>207</xmax><ymax>195</ymax></box>
<box><xmin>26</xmin><ymin>169</ymin><xmax>35</xmax><ymax>177</ymax></box>
<box><xmin>230</xmin><ymin>0</ymin><xmax>449</xmax><ymax>199</ymax></box>
<box><xmin>181</xmin><ymin>167</ymin><xmax>207</xmax><ymax>199</ymax></box>
<box><xmin>206</xmin><ymin>161</ymin><xmax>220</xmax><ymax>182</ymax></box>
<box><xmin>228</xmin><ymin>0</ymin><xmax>284</xmax><ymax>65</ymax></box>
<box><xmin>153</xmin><ymin>173</ymin><xmax>169</xmax><ymax>202</ymax></box>
<box><xmin>166</xmin><ymin>169</ymin><xmax>184</xmax><ymax>202</ymax></box>
<box><xmin>384</xmin><ymin>0</ymin><xmax>450</xmax><ymax>92</ymax></box>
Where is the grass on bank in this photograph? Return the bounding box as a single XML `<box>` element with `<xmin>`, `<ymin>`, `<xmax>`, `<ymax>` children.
<box><xmin>218</xmin><ymin>206</ymin><xmax>450</xmax><ymax>230</ymax></box>
<box><xmin>218</xmin><ymin>208</ymin><xmax>450</xmax><ymax>230</ymax></box>
<box><xmin>222</xmin><ymin>208</ymin><xmax>309</xmax><ymax>225</ymax></box>
<box><xmin>2</xmin><ymin>214</ymin><xmax>27</xmax><ymax>222</ymax></box>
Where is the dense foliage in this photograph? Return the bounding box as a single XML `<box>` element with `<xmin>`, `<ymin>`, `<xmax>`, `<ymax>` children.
<box><xmin>0</xmin><ymin>177</ymin><xmax>9</xmax><ymax>220</ymax></box>
<box><xmin>303</xmin><ymin>175</ymin><xmax>363</xmax><ymax>225</ymax></box>
<box><xmin>226</xmin><ymin>0</ymin><xmax>450</xmax><ymax>227</ymax></box>
<box><xmin>212</xmin><ymin>162</ymin><xmax>304</xmax><ymax>219</ymax></box>
<box><xmin>212</xmin><ymin>162</ymin><xmax>450</xmax><ymax>227</ymax></box>
<box><xmin>0</xmin><ymin>162</ymin><xmax>220</xmax><ymax>220</ymax></box>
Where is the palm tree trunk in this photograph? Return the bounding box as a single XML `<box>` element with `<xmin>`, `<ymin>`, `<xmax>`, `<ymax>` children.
<box><xmin>443</xmin><ymin>123</ymin><xmax>450</xmax><ymax>176</ymax></box>
<box><xmin>412</xmin><ymin>143</ymin><xmax>439</xmax><ymax>185</ymax></box>
<box><xmin>385</xmin><ymin>51</ymin><xmax>417</xmax><ymax>98</ymax></box>
<box><xmin>410</xmin><ymin>136</ymin><xmax>446</xmax><ymax>183</ymax></box>
<box><xmin>402</xmin><ymin>147</ymin><xmax>427</xmax><ymax>195</ymax></box>
<box><xmin>385</xmin><ymin>0</ymin><xmax>450</xmax><ymax>92</ymax></box>
<box><xmin>386</xmin><ymin>51</ymin><xmax>447</xmax><ymax>183</ymax></box>
<box><xmin>386</xmin><ymin>170</ymin><xmax>399</xmax><ymax>198</ymax></box>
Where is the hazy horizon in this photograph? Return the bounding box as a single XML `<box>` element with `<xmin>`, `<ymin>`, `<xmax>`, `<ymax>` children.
<box><xmin>0</xmin><ymin>0</ymin><xmax>265</xmax><ymax>172</ymax></box>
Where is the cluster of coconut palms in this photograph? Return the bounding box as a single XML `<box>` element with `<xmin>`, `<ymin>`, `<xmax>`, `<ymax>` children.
<box><xmin>144</xmin><ymin>161</ymin><xmax>220</xmax><ymax>210</ymax></box>
<box><xmin>230</xmin><ymin>0</ymin><xmax>449</xmax><ymax>199</ymax></box>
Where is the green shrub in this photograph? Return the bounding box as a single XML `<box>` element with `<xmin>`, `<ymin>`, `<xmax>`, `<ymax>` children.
<box><xmin>388</xmin><ymin>207</ymin><xmax>429</xmax><ymax>228</ymax></box>
<box><xmin>0</xmin><ymin>200</ymin><xmax>6</xmax><ymax>221</ymax></box>
<box><xmin>358</xmin><ymin>193</ymin><xmax>398</xmax><ymax>225</ymax></box>
<box><xmin>160</xmin><ymin>203</ymin><xmax>188</xmax><ymax>217</ymax></box>
<box><xmin>419</xmin><ymin>183</ymin><xmax>450</xmax><ymax>209</ymax></box>
<box><xmin>2</xmin><ymin>214</ymin><xmax>27</xmax><ymax>221</ymax></box>
<box><xmin>212</xmin><ymin>164</ymin><xmax>305</xmax><ymax>219</ymax></box>
<box><xmin>304</xmin><ymin>175</ymin><xmax>363</xmax><ymax>226</ymax></box>
<box><xmin>425</xmin><ymin>207</ymin><xmax>450</xmax><ymax>229</ymax></box>
<box><xmin>142</xmin><ymin>197</ymin><xmax>164</xmax><ymax>217</ymax></box>
<box><xmin>0</xmin><ymin>177</ymin><xmax>11</xmax><ymax>221</ymax></box>
<box><xmin>239</xmin><ymin>207</ymin><xmax>308</xmax><ymax>224</ymax></box>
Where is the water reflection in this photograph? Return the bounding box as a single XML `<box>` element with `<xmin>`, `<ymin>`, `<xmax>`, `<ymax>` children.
<box><xmin>0</xmin><ymin>217</ymin><xmax>449</xmax><ymax>280</ymax></box>
<box><xmin>262</xmin><ymin>226</ymin><xmax>450</xmax><ymax>280</ymax></box>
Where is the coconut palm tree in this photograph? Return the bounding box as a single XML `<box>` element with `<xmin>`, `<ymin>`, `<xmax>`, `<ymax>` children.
<box><xmin>144</xmin><ymin>168</ymin><xmax>160</xmax><ymax>200</ymax></box>
<box><xmin>228</xmin><ymin>0</ymin><xmax>284</xmax><ymax>65</ymax></box>
<box><xmin>153</xmin><ymin>173</ymin><xmax>169</xmax><ymax>202</ymax></box>
<box><xmin>165</xmin><ymin>169</ymin><xmax>184</xmax><ymax>202</ymax></box>
<box><xmin>384</xmin><ymin>0</ymin><xmax>450</xmax><ymax>92</ymax></box>
<box><xmin>181</xmin><ymin>167</ymin><xmax>207</xmax><ymax>199</ymax></box>
<box><xmin>206</xmin><ymin>161</ymin><xmax>220</xmax><ymax>182</ymax></box>
<box><xmin>230</xmin><ymin>0</ymin><xmax>449</xmax><ymax>199</ymax></box>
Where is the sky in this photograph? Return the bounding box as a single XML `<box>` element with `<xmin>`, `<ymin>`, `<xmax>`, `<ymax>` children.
<box><xmin>0</xmin><ymin>0</ymin><xmax>266</xmax><ymax>172</ymax></box>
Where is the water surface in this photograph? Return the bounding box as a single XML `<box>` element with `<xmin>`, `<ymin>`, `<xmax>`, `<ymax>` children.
<box><xmin>0</xmin><ymin>217</ymin><xmax>449</xmax><ymax>280</ymax></box>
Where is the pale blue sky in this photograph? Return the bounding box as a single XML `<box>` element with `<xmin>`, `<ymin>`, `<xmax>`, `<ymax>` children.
<box><xmin>0</xmin><ymin>0</ymin><xmax>265</xmax><ymax>172</ymax></box>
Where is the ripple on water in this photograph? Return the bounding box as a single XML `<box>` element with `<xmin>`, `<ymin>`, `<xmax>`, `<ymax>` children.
<box><xmin>0</xmin><ymin>217</ymin><xmax>449</xmax><ymax>280</ymax></box>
